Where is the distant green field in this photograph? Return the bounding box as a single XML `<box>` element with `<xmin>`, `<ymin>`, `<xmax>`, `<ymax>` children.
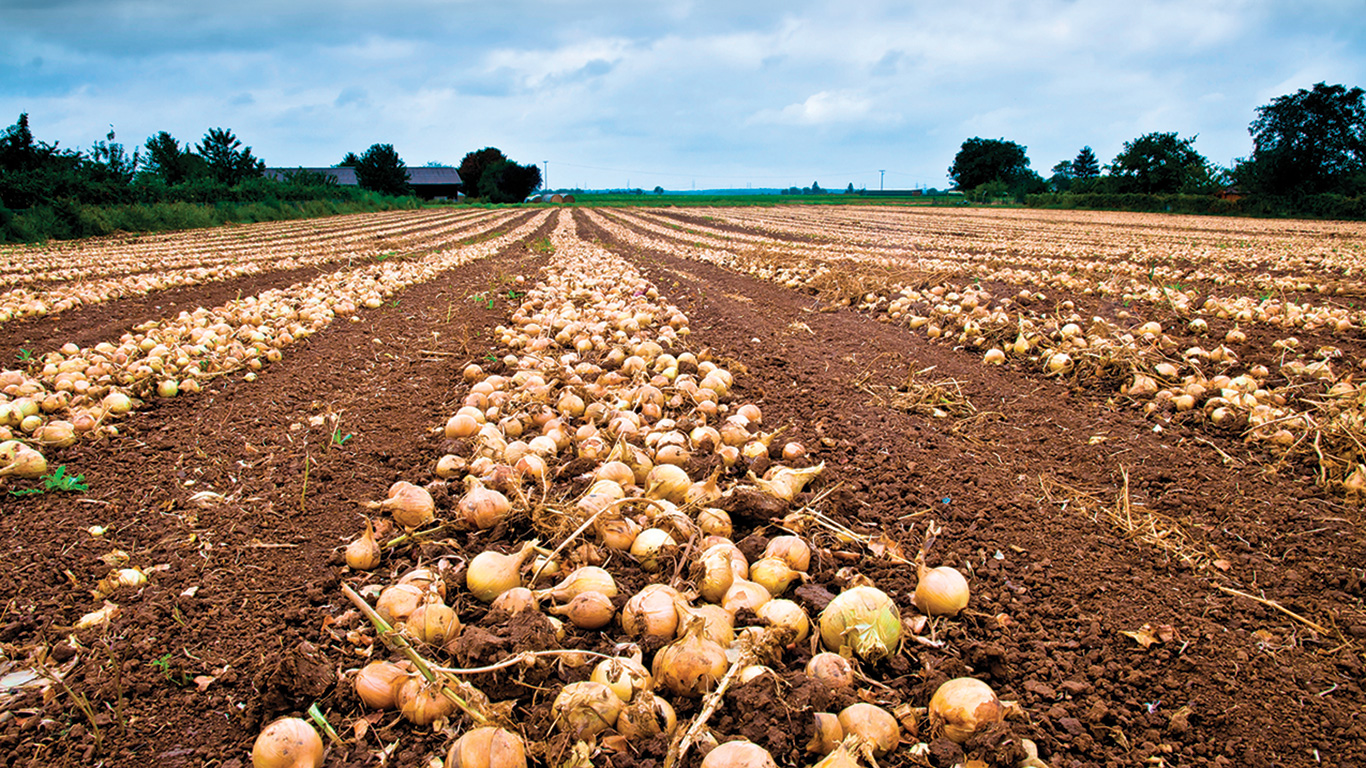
<box><xmin>551</xmin><ymin>193</ymin><xmax>965</xmax><ymax>207</ymax></box>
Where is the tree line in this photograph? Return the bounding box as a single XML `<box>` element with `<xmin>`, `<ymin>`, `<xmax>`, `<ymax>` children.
<box><xmin>0</xmin><ymin>118</ymin><xmax>545</xmax><ymax>242</ymax></box>
<box><xmin>948</xmin><ymin>82</ymin><xmax>1366</xmax><ymax>217</ymax></box>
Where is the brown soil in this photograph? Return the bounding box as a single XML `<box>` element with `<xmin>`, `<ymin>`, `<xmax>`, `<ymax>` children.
<box><xmin>0</xmin><ymin>208</ymin><xmax>1361</xmax><ymax>768</ymax></box>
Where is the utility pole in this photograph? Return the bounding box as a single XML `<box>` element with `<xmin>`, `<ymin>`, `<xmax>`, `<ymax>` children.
<box><xmin>879</xmin><ymin>170</ymin><xmax>885</xmax><ymax>191</ymax></box>
<box><xmin>543</xmin><ymin>161</ymin><xmax>549</xmax><ymax>191</ymax></box>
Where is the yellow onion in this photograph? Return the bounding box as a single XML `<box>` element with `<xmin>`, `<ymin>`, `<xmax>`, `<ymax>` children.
<box><xmin>913</xmin><ymin>565</ymin><xmax>970</xmax><ymax>616</ymax></box>
<box><xmin>838</xmin><ymin>702</ymin><xmax>900</xmax><ymax>757</ymax></box>
<box><xmin>653</xmin><ymin>616</ymin><xmax>727</xmax><ymax>698</ymax></box>
<box><xmin>353</xmin><ymin>661</ymin><xmax>413</xmax><ymax>710</ymax></box>
<box><xmin>929</xmin><ymin>677</ymin><xmax>1005</xmax><ymax>743</ymax></box>
<box><xmin>805</xmin><ymin>653</ymin><xmax>854</xmax><ymax>689</ymax></box>
<box><xmin>251</xmin><ymin>717</ymin><xmax>324</xmax><ymax>768</ymax></box>
<box><xmin>749</xmin><ymin>557</ymin><xmax>805</xmax><ymax>596</ymax></box>
<box><xmin>762</xmin><ymin>535</ymin><xmax>811</xmax><ymax>572</ymax></box>
<box><xmin>0</xmin><ymin>442</ymin><xmax>47</xmax><ymax>479</ymax></box>
<box><xmin>722</xmin><ymin>579</ymin><xmax>770</xmax><ymax>613</ymax></box>
<box><xmin>539</xmin><ymin>566</ymin><xmax>617</xmax><ymax>602</ymax></box>
<box><xmin>345</xmin><ymin>518</ymin><xmax>381</xmax><ymax>570</ymax></box>
<box><xmin>807</xmin><ymin>712</ymin><xmax>843</xmax><ymax>755</ymax></box>
<box><xmin>819</xmin><ymin>586</ymin><xmax>901</xmax><ymax>661</ymax></box>
<box><xmin>749</xmin><ymin>462</ymin><xmax>824</xmax><ymax>502</ymax></box>
<box><xmin>467</xmin><ymin>542</ymin><xmax>536</xmax><ymax>602</ymax></box>
<box><xmin>376</xmin><ymin>583</ymin><xmax>428</xmax><ymax>624</ymax></box>
<box><xmin>591</xmin><ymin>654</ymin><xmax>653</xmax><ymax>703</ymax></box>
<box><xmin>458</xmin><ymin>477</ymin><xmax>512</xmax><ymax>530</ymax></box>
<box><xmin>616</xmin><ymin>691</ymin><xmax>677</xmax><ymax>739</ymax></box>
<box><xmin>406</xmin><ymin>602</ymin><xmax>461</xmax><ymax>645</ymax></box>
<box><xmin>395</xmin><ymin>675</ymin><xmax>457</xmax><ymax>725</ymax></box>
<box><xmin>595</xmin><ymin>514</ymin><xmax>641</xmax><ymax>551</ymax></box>
<box><xmin>490</xmin><ymin>587</ymin><xmax>538</xmax><ymax>614</ymax></box>
<box><xmin>644</xmin><ymin>463</ymin><xmax>691</xmax><ymax>502</ymax></box>
<box><xmin>435</xmin><ymin>453</ymin><xmax>466</xmax><ymax>479</ymax></box>
<box><xmin>547</xmin><ymin>590</ymin><xmax>615</xmax><ymax>629</ymax></box>
<box><xmin>678</xmin><ymin>602</ymin><xmax>735</xmax><ymax>646</ymax></box>
<box><xmin>697</xmin><ymin>545</ymin><xmax>737</xmax><ymax>603</ymax></box>
<box><xmin>629</xmin><ymin>527</ymin><xmax>676</xmax><ymax>572</ymax></box>
<box><xmin>701</xmin><ymin>741</ymin><xmax>776</xmax><ymax>768</ymax></box>
<box><xmin>366</xmin><ymin>481</ymin><xmax>435</xmax><ymax>529</ymax></box>
<box><xmin>684</xmin><ymin>469</ymin><xmax>723</xmax><ymax>505</ymax></box>
<box><xmin>754</xmin><ymin>599</ymin><xmax>809</xmax><ymax>644</ymax></box>
<box><xmin>446</xmin><ymin>726</ymin><xmax>527</xmax><ymax>768</ymax></box>
<box><xmin>620</xmin><ymin>584</ymin><xmax>681</xmax><ymax>638</ymax></box>
<box><xmin>552</xmin><ymin>681</ymin><xmax>622</xmax><ymax>738</ymax></box>
<box><xmin>696</xmin><ymin>507</ymin><xmax>733</xmax><ymax>538</ymax></box>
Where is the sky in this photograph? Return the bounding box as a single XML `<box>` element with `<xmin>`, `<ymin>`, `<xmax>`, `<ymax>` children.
<box><xmin>2</xmin><ymin>0</ymin><xmax>1364</xmax><ymax>192</ymax></box>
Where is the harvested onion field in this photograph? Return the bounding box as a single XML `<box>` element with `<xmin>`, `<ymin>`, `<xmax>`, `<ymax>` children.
<box><xmin>0</xmin><ymin>204</ymin><xmax>1363</xmax><ymax>768</ymax></box>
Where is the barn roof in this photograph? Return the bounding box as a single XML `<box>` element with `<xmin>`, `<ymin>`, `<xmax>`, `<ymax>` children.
<box><xmin>263</xmin><ymin>166</ymin><xmax>462</xmax><ymax>186</ymax></box>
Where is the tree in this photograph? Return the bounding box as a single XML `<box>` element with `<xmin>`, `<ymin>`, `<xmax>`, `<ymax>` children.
<box><xmin>1109</xmin><ymin>132</ymin><xmax>1219</xmax><ymax>194</ymax></box>
<box><xmin>478</xmin><ymin>159</ymin><xmax>541</xmax><ymax>203</ymax></box>
<box><xmin>653</xmin><ymin>185</ymin><xmax>664</xmax><ymax>195</ymax></box>
<box><xmin>353</xmin><ymin>143</ymin><xmax>411</xmax><ymax>196</ymax></box>
<box><xmin>196</xmin><ymin>127</ymin><xmax>264</xmax><ymax>186</ymax></box>
<box><xmin>84</xmin><ymin>127</ymin><xmax>140</xmax><ymax>199</ymax></box>
<box><xmin>1243</xmin><ymin>82</ymin><xmax>1366</xmax><ymax>196</ymax></box>
<box><xmin>845</xmin><ymin>183</ymin><xmax>855</xmax><ymax>194</ymax></box>
<box><xmin>458</xmin><ymin>147</ymin><xmax>509</xmax><ymax>199</ymax></box>
<box><xmin>143</xmin><ymin>131</ymin><xmax>197</xmax><ymax>185</ymax></box>
<box><xmin>337</xmin><ymin>152</ymin><xmax>361</xmax><ymax>168</ymax></box>
<box><xmin>1072</xmin><ymin>146</ymin><xmax>1100</xmax><ymax>179</ymax></box>
<box><xmin>948</xmin><ymin>138</ymin><xmax>1034</xmax><ymax>191</ymax></box>
<box><xmin>1049</xmin><ymin>160</ymin><xmax>1074</xmax><ymax>192</ymax></box>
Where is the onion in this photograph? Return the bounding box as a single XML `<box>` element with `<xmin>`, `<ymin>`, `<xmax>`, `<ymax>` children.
<box><xmin>722</xmin><ymin>579</ymin><xmax>770</xmax><ymax>613</ymax></box>
<box><xmin>653</xmin><ymin>616</ymin><xmax>728</xmax><ymax>698</ymax></box>
<box><xmin>591</xmin><ymin>654</ymin><xmax>653</xmax><ymax>703</ymax></box>
<box><xmin>762</xmin><ymin>535</ymin><xmax>811</xmax><ymax>572</ymax></box>
<box><xmin>251</xmin><ymin>717</ymin><xmax>324</xmax><ymax>768</ymax></box>
<box><xmin>395</xmin><ymin>674</ymin><xmax>457</xmax><ymax>725</ymax></box>
<box><xmin>684</xmin><ymin>468</ymin><xmax>723</xmax><ymax>505</ymax></box>
<box><xmin>345</xmin><ymin>518</ymin><xmax>381</xmax><ymax>570</ymax></box>
<box><xmin>552</xmin><ymin>681</ymin><xmax>622</xmax><ymax>738</ymax></box>
<box><xmin>629</xmin><ymin>527</ymin><xmax>676</xmax><ymax>572</ymax></box>
<box><xmin>447</xmin><ymin>726</ymin><xmax>527</xmax><ymax>768</ymax></box>
<box><xmin>621</xmin><ymin>584</ymin><xmax>681</xmax><ymax>638</ymax></box>
<box><xmin>749</xmin><ymin>556</ymin><xmax>805</xmax><ymax>596</ymax></box>
<box><xmin>539</xmin><ymin>566</ymin><xmax>617</xmax><ymax>602</ymax></box>
<box><xmin>819</xmin><ymin>586</ymin><xmax>901</xmax><ymax>661</ymax></box>
<box><xmin>435</xmin><ymin>453</ymin><xmax>466</xmax><ymax>478</ymax></box>
<box><xmin>458</xmin><ymin>477</ymin><xmax>512</xmax><ymax>530</ymax></box>
<box><xmin>697</xmin><ymin>545</ymin><xmax>737</xmax><ymax>603</ymax></box>
<box><xmin>805</xmin><ymin>653</ymin><xmax>854</xmax><ymax>689</ymax></box>
<box><xmin>490</xmin><ymin>587</ymin><xmax>538</xmax><ymax>614</ymax></box>
<box><xmin>366</xmin><ymin>481</ymin><xmax>435</xmax><ymax>529</ymax></box>
<box><xmin>547</xmin><ymin>590</ymin><xmax>615</xmax><ymax>629</ymax></box>
<box><xmin>406</xmin><ymin>602</ymin><xmax>461</xmax><ymax>645</ymax></box>
<box><xmin>837</xmin><ymin>702</ymin><xmax>900</xmax><ymax>756</ymax></box>
<box><xmin>353</xmin><ymin>661</ymin><xmax>413</xmax><ymax>710</ymax></box>
<box><xmin>466</xmin><ymin>542</ymin><xmax>535</xmax><ymax>602</ymax></box>
<box><xmin>701</xmin><ymin>741</ymin><xmax>777</xmax><ymax>768</ymax></box>
<box><xmin>929</xmin><ymin>677</ymin><xmax>1005</xmax><ymax>743</ymax></box>
<box><xmin>807</xmin><ymin>712</ymin><xmax>843</xmax><ymax>755</ymax></box>
<box><xmin>376</xmin><ymin>583</ymin><xmax>428</xmax><ymax>624</ymax></box>
<box><xmin>0</xmin><ymin>442</ymin><xmax>47</xmax><ymax>479</ymax></box>
<box><xmin>616</xmin><ymin>691</ymin><xmax>677</xmax><ymax>739</ymax></box>
<box><xmin>644</xmin><ymin>464</ymin><xmax>691</xmax><ymax>502</ymax></box>
<box><xmin>912</xmin><ymin>565</ymin><xmax>970</xmax><ymax>616</ymax></box>
<box><xmin>749</xmin><ymin>462</ymin><xmax>824</xmax><ymax>502</ymax></box>
<box><xmin>696</xmin><ymin>507</ymin><xmax>733</xmax><ymax>538</ymax></box>
<box><xmin>754</xmin><ymin>598</ymin><xmax>809</xmax><ymax>644</ymax></box>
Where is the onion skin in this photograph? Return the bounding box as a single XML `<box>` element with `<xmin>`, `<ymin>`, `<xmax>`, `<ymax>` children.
<box><xmin>837</xmin><ymin>702</ymin><xmax>900</xmax><ymax>756</ymax></box>
<box><xmin>653</xmin><ymin>617</ymin><xmax>728</xmax><ymax>698</ymax></box>
<box><xmin>805</xmin><ymin>653</ymin><xmax>854</xmax><ymax>689</ymax></box>
<box><xmin>818</xmin><ymin>585</ymin><xmax>902</xmax><ymax>661</ymax></box>
<box><xmin>552</xmin><ymin>681</ymin><xmax>623</xmax><ymax>738</ymax></box>
<box><xmin>353</xmin><ymin>661</ymin><xmax>412</xmax><ymax>710</ymax></box>
<box><xmin>251</xmin><ymin>717</ymin><xmax>324</xmax><ymax>768</ymax></box>
<box><xmin>701</xmin><ymin>740</ymin><xmax>778</xmax><ymax>768</ymax></box>
<box><xmin>446</xmin><ymin>726</ymin><xmax>527</xmax><ymax>768</ymax></box>
<box><xmin>912</xmin><ymin>566</ymin><xmax>970</xmax><ymax>616</ymax></box>
<box><xmin>929</xmin><ymin>677</ymin><xmax>1005</xmax><ymax>743</ymax></box>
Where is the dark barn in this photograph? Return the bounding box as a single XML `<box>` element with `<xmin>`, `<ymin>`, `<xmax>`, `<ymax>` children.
<box><xmin>264</xmin><ymin>166</ymin><xmax>464</xmax><ymax>200</ymax></box>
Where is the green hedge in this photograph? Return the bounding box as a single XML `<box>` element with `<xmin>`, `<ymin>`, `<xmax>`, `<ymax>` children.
<box><xmin>1025</xmin><ymin>192</ymin><xmax>1366</xmax><ymax>220</ymax></box>
<box><xmin>0</xmin><ymin>193</ymin><xmax>418</xmax><ymax>243</ymax></box>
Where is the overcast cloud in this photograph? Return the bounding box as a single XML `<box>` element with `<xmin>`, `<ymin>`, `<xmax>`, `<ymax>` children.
<box><xmin>2</xmin><ymin>0</ymin><xmax>1363</xmax><ymax>191</ymax></box>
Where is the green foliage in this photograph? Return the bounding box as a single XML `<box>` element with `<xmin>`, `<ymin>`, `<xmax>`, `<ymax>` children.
<box><xmin>458</xmin><ymin>148</ymin><xmax>509</xmax><ymax>199</ymax></box>
<box><xmin>143</xmin><ymin>131</ymin><xmax>198</xmax><ymax>185</ymax></box>
<box><xmin>330</xmin><ymin>428</ymin><xmax>353</xmax><ymax>447</ymax></box>
<box><xmin>1072</xmin><ymin>146</ymin><xmax>1100</xmax><ymax>179</ymax></box>
<box><xmin>1242</xmin><ymin>82</ymin><xmax>1366</xmax><ymax>197</ymax></box>
<box><xmin>338</xmin><ymin>152</ymin><xmax>361</xmax><ymax>168</ymax></box>
<box><xmin>8</xmin><ymin>465</ymin><xmax>90</xmax><ymax>497</ymax></box>
<box><xmin>196</xmin><ymin>127</ymin><xmax>265</xmax><ymax>186</ymax></box>
<box><xmin>1108</xmin><ymin>132</ymin><xmax>1221</xmax><ymax>194</ymax></box>
<box><xmin>478</xmin><ymin>159</ymin><xmax>542</xmax><ymax>203</ymax></box>
<box><xmin>949</xmin><ymin>137</ymin><xmax>1035</xmax><ymax>191</ymax></box>
<box><xmin>353</xmin><ymin>143</ymin><xmax>411</xmax><ymax>196</ymax></box>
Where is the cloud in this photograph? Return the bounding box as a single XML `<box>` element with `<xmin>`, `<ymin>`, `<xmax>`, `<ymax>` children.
<box><xmin>750</xmin><ymin>90</ymin><xmax>877</xmax><ymax>126</ymax></box>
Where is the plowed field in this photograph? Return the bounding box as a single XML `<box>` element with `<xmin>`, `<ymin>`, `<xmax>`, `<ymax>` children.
<box><xmin>0</xmin><ymin>205</ymin><xmax>1362</xmax><ymax>768</ymax></box>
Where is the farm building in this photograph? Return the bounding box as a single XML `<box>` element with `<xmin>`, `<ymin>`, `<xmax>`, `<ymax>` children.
<box><xmin>263</xmin><ymin>166</ymin><xmax>464</xmax><ymax>200</ymax></box>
